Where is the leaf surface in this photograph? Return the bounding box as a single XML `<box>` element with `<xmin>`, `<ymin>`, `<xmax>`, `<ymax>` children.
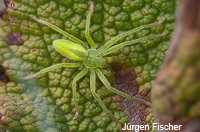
<box><xmin>0</xmin><ymin>0</ymin><xmax>177</xmax><ymax>131</ymax></box>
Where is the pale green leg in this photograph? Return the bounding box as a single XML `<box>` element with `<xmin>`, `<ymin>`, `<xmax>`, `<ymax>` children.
<box><xmin>73</xmin><ymin>68</ymin><xmax>88</xmax><ymax>119</ymax></box>
<box><xmin>85</xmin><ymin>1</ymin><xmax>96</xmax><ymax>49</ymax></box>
<box><xmin>102</xmin><ymin>31</ymin><xmax>169</xmax><ymax>56</ymax></box>
<box><xmin>23</xmin><ymin>62</ymin><xmax>82</xmax><ymax>80</ymax></box>
<box><xmin>100</xmin><ymin>69</ymin><xmax>111</xmax><ymax>77</ymax></box>
<box><xmin>90</xmin><ymin>69</ymin><xmax>122</xmax><ymax>131</ymax></box>
<box><xmin>98</xmin><ymin>18</ymin><xmax>166</xmax><ymax>52</ymax></box>
<box><xmin>96</xmin><ymin>69</ymin><xmax>151</xmax><ymax>106</ymax></box>
<box><xmin>30</xmin><ymin>15</ymin><xmax>88</xmax><ymax>49</ymax></box>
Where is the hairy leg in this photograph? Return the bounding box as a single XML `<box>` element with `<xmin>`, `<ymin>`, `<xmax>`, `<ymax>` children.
<box><xmin>73</xmin><ymin>68</ymin><xmax>88</xmax><ymax>119</ymax></box>
<box><xmin>98</xmin><ymin>18</ymin><xmax>166</xmax><ymax>52</ymax></box>
<box><xmin>23</xmin><ymin>62</ymin><xmax>82</xmax><ymax>80</ymax></box>
<box><xmin>102</xmin><ymin>31</ymin><xmax>169</xmax><ymax>56</ymax></box>
<box><xmin>30</xmin><ymin>15</ymin><xmax>88</xmax><ymax>49</ymax></box>
<box><xmin>90</xmin><ymin>69</ymin><xmax>122</xmax><ymax>131</ymax></box>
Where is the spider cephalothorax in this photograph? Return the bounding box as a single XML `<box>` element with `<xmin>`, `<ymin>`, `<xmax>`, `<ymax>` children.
<box><xmin>24</xmin><ymin>1</ymin><xmax>168</xmax><ymax>131</ymax></box>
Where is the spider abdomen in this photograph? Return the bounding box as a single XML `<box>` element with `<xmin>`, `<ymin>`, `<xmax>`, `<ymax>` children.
<box><xmin>84</xmin><ymin>49</ymin><xmax>106</xmax><ymax>68</ymax></box>
<box><xmin>53</xmin><ymin>39</ymin><xmax>87</xmax><ymax>61</ymax></box>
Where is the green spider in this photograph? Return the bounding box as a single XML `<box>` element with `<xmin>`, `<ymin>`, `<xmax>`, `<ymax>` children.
<box><xmin>24</xmin><ymin>1</ymin><xmax>168</xmax><ymax>131</ymax></box>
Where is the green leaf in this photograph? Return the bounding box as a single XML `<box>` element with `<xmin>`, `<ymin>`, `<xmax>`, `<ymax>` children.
<box><xmin>0</xmin><ymin>0</ymin><xmax>177</xmax><ymax>131</ymax></box>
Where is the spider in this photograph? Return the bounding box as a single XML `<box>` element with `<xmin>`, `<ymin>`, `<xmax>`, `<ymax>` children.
<box><xmin>24</xmin><ymin>1</ymin><xmax>168</xmax><ymax>131</ymax></box>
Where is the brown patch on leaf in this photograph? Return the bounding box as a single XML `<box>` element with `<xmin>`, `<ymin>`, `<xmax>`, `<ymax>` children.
<box><xmin>114</xmin><ymin>67</ymin><xmax>151</xmax><ymax>127</ymax></box>
<box><xmin>0</xmin><ymin>65</ymin><xmax>10</xmax><ymax>83</ymax></box>
<box><xmin>4</xmin><ymin>0</ymin><xmax>15</xmax><ymax>9</ymax></box>
<box><xmin>9</xmin><ymin>2</ymin><xmax>15</xmax><ymax>9</ymax></box>
<box><xmin>115</xmin><ymin>68</ymin><xmax>138</xmax><ymax>96</ymax></box>
<box><xmin>112</xmin><ymin>62</ymin><xmax>125</xmax><ymax>71</ymax></box>
<box><xmin>6</xmin><ymin>32</ymin><xmax>24</xmax><ymax>45</ymax></box>
<box><xmin>8</xmin><ymin>16</ymin><xmax>21</xmax><ymax>24</ymax></box>
<box><xmin>0</xmin><ymin>8</ymin><xmax>6</xmax><ymax>19</ymax></box>
<box><xmin>112</xmin><ymin>94</ymin><xmax>126</xmax><ymax>111</ymax></box>
<box><xmin>31</xmin><ymin>49</ymin><xmax>37</xmax><ymax>52</ymax></box>
<box><xmin>4</xmin><ymin>0</ymin><xmax>10</xmax><ymax>7</ymax></box>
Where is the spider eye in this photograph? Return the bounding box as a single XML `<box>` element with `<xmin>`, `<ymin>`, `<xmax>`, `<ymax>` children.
<box><xmin>100</xmin><ymin>59</ymin><xmax>106</xmax><ymax>67</ymax></box>
<box><xmin>53</xmin><ymin>39</ymin><xmax>87</xmax><ymax>61</ymax></box>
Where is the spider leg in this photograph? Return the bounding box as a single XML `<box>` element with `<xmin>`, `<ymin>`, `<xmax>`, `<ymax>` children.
<box><xmin>102</xmin><ymin>31</ymin><xmax>169</xmax><ymax>56</ymax></box>
<box><xmin>30</xmin><ymin>15</ymin><xmax>88</xmax><ymax>49</ymax></box>
<box><xmin>73</xmin><ymin>68</ymin><xmax>88</xmax><ymax>119</ymax></box>
<box><xmin>85</xmin><ymin>1</ymin><xmax>96</xmax><ymax>48</ymax></box>
<box><xmin>90</xmin><ymin>69</ymin><xmax>122</xmax><ymax>131</ymax></box>
<box><xmin>23</xmin><ymin>62</ymin><xmax>82</xmax><ymax>80</ymax></box>
<box><xmin>96</xmin><ymin>69</ymin><xmax>151</xmax><ymax>106</ymax></box>
<box><xmin>98</xmin><ymin>18</ymin><xmax>166</xmax><ymax>52</ymax></box>
<box><xmin>100</xmin><ymin>69</ymin><xmax>111</xmax><ymax>77</ymax></box>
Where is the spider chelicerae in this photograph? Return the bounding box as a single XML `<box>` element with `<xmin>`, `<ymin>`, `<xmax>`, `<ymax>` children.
<box><xmin>24</xmin><ymin>1</ymin><xmax>168</xmax><ymax>131</ymax></box>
